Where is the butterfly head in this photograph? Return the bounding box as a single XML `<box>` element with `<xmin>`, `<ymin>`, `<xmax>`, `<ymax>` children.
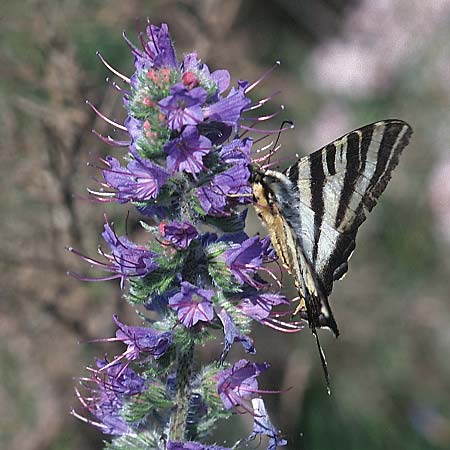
<box><xmin>249</xmin><ymin>164</ymin><xmax>284</xmax><ymax>214</ymax></box>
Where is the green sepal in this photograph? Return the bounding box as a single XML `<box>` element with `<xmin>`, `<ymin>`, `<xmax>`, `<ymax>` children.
<box><xmin>173</xmin><ymin>327</ymin><xmax>212</xmax><ymax>354</ymax></box>
<box><xmin>122</xmin><ymin>382</ymin><xmax>173</xmax><ymax>425</ymax></box>
<box><xmin>191</xmin><ymin>364</ymin><xmax>232</xmax><ymax>440</ymax></box>
<box><xmin>205</xmin><ymin>241</ymin><xmax>242</xmax><ymax>293</ymax></box>
<box><xmin>141</xmin><ymin>346</ymin><xmax>176</xmax><ymax>379</ymax></box>
<box><xmin>186</xmin><ymin>193</ymin><xmax>207</xmax><ymax>217</ymax></box>
<box><xmin>126</xmin><ymin>270</ymin><xmax>176</xmax><ymax>305</ymax></box>
<box><xmin>104</xmin><ymin>431</ymin><xmax>162</xmax><ymax>450</ymax></box>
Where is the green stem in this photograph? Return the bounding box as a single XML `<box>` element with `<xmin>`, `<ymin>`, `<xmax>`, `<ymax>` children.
<box><xmin>168</xmin><ymin>340</ymin><xmax>195</xmax><ymax>441</ymax></box>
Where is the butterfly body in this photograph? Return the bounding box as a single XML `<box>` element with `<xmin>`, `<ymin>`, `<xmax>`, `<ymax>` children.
<box><xmin>251</xmin><ymin>168</ymin><xmax>339</xmax><ymax>336</ymax></box>
<box><xmin>250</xmin><ymin>120</ymin><xmax>413</xmax><ymax>389</ymax></box>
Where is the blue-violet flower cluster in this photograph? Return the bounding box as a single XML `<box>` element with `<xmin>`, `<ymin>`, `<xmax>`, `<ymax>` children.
<box><xmin>71</xmin><ymin>20</ymin><xmax>297</xmax><ymax>450</ymax></box>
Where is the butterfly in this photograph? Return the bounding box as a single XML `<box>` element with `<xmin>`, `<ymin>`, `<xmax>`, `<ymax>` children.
<box><xmin>250</xmin><ymin>119</ymin><xmax>413</xmax><ymax>391</ymax></box>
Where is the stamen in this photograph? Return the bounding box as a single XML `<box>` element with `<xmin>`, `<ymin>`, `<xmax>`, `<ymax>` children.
<box><xmin>239</xmin><ymin>122</ymin><xmax>294</xmax><ymax>135</ymax></box>
<box><xmin>138</xmin><ymin>31</ymin><xmax>153</xmax><ymax>58</ymax></box>
<box><xmin>105</xmin><ymin>76</ymin><xmax>127</xmax><ymax>93</ymax></box>
<box><xmin>96</xmin><ymin>52</ymin><xmax>131</xmax><ymax>84</ymax></box>
<box><xmin>239</xmin><ymin>120</ymin><xmax>258</xmax><ymax>139</ymax></box>
<box><xmin>255</xmin><ymin>266</ymin><xmax>282</xmax><ymax>288</ymax></box>
<box><xmin>244</xmin><ymin>91</ymin><xmax>282</xmax><ymax>112</ymax></box>
<box><xmin>241</xmin><ymin>105</ymin><xmax>284</xmax><ymax>122</ymax></box>
<box><xmin>122</xmin><ymin>30</ymin><xmax>142</xmax><ymax>57</ymax></box>
<box><xmin>92</xmin><ymin>129</ymin><xmax>130</xmax><ymax>147</ymax></box>
<box><xmin>68</xmin><ymin>271</ymin><xmax>122</xmax><ymax>282</ymax></box>
<box><xmin>70</xmin><ymin>408</ymin><xmax>108</xmax><ymax>431</ymax></box>
<box><xmin>66</xmin><ymin>247</ymin><xmax>113</xmax><ymax>269</ymax></box>
<box><xmin>262</xmin><ymin>318</ymin><xmax>303</xmax><ymax>333</ymax></box>
<box><xmin>147</xmin><ymin>18</ymin><xmax>160</xmax><ymax>54</ymax></box>
<box><xmin>254</xmin><ymin>140</ymin><xmax>274</xmax><ymax>153</ymax></box>
<box><xmin>261</xmin><ymin>155</ymin><xmax>297</xmax><ymax>169</ymax></box>
<box><xmin>252</xmin><ymin>144</ymin><xmax>281</xmax><ymax>164</ymax></box>
<box><xmin>86</xmin><ymin>101</ymin><xmax>127</xmax><ymax>131</ymax></box>
<box><xmin>245</xmin><ymin>61</ymin><xmax>280</xmax><ymax>93</ymax></box>
<box><xmin>253</xmin><ymin>134</ymin><xmax>274</xmax><ymax>145</ymax></box>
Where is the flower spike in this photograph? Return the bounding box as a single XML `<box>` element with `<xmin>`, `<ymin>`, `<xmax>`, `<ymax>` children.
<box><xmin>72</xmin><ymin>19</ymin><xmax>294</xmax><ymax>450</ymax></box>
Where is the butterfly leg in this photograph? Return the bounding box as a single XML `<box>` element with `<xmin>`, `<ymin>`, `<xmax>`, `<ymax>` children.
<box><xmin>292</xmin><ymin>297</ymin><xmax>306</xmax><ymax>316</ymax></box>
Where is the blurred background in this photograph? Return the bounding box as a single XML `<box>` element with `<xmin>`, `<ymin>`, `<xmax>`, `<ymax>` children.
<box><xmin>1</xmin><ymin>0</ymin><xmax>450</xmax><ymax>449</ymax></box>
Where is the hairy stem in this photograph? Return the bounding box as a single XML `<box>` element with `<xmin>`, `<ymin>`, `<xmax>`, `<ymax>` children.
<box><xmin>169</xmin><ymin>340</ymin><xmax>195</xmax><ymax>441</ymax></box>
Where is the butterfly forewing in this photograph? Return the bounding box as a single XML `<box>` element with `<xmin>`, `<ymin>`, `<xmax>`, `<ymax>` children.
<box><xmin>283</xmin><ymin>120</ymin><xmax>413</xmax><ymax>297</ymax></box>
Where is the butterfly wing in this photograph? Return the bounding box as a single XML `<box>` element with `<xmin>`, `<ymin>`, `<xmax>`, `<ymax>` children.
<box><xmin>283</xmin><ymin>119</ymin><xmax>413</xmax><ymax>299</ymax></box>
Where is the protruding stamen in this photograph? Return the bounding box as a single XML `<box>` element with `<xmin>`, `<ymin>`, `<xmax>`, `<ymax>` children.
<box><xmin>241</xmin><ymin>106</ymin><xmax>284</xmax><ymax>122</ymax></box>
<box><xmin>244</xmin><ymin>91</ymin><xmax>282</xmax><ymax>112</ymax></box>
<box><xmin>122</xmin><ymin>30</ymin><xmax>142</xmax><ymax>56</ymax></box>
<box><xmin>105</xmin><ymin>77</ymin><xmax>125</xmax><ymax>92</ymax></box>
<box><xmin>68</xmin><ymin>271</ymin><xmax>122</xmax><ymax>282</ymax></box>
<box><xmin>252</xmin><ymin>144</ymin><xmax>281</xmax><ymax>164</ymax></box>
<box><xmin>96</xmin><ymin>52</ymin><xmax>131</xmax><ymax>84</ymax></box>
<box><xmin>255</xmin><ymin>140</ymin><xmax>274</xmax><ymax>153</ymax></box>
<box><xmin>86</xmin><ymin>101</ymin><xmax>127</xmax><ymax>131</ymax></box>
<box><xmin>147</xmin><ymin>18</ymin><xmax>159</xmax><ymax>54</ymax></box>
<box><xmin>262</xmin><ymin>318</ymin><xmax>303</xmax><ymax>333</ymax></box>
<box><xmin>261</xmin><ymin>155</ymin><xmax>297</xmax><ymax>170</ymax></box>
<box><xmin>239</xmin><ymin>122</ymin><xmax>294</xmax><ymax>134</ymax></box>
<box><xmin>92</xmin><ymin>129</ymin><xmax>130</xmax><ymax>147</ymax></box>
<box><xmin>245</xmin><ymin>61</ymin><xmax>281</xmax><ymax>94</ymax></box>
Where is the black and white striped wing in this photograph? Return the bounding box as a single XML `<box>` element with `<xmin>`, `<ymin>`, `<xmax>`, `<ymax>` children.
<box><xmin>284</xmin><ymin>119</ymin><xmax>413</xmax><ymax>296</ymax></box>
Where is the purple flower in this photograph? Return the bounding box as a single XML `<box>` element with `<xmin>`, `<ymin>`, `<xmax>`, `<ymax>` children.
<box><xmin>203</xmin><ymin>81</ymin><xmax>251</xmax><ymax>130</ymax></box>
<box><xmin>249</xmin><ymin>398</ymin><xmax>287</xmax><ymax>450</ymax></box>
<box><xmin>224</xmin><ymin>236</ymin><xmax>274</xmax><ymax>287</ymax></box>
<box><xmin>159</xmin><ymin>84</ymin><xmax>207</xmax><ymax>131</ymax></box>
<box><xmin>161</xmin><ymin>221</ymin><xmax>198</xmax><ymax>249</ymax></box>
<box><xmin>169</xmin><ymin>282</ymin><xmax>214</xmax><ymax>327</ymax></box>
<box><xmin>219</xmin><ymin>138</ymin><xmax>252</xmax><ymax>166</ymax></box>
<box><xmin>196</xmin><ymin>183</ymin><xmax>227</xmax><ymax>216</ymax></box>
<box><xmin>113</xmin><ymin>315</ymin><xmax>172</xmax><ymax>360</ymax></box>
<box><xmin>145</xmin><ymin>23</ymin><xmax>177</xmax><ymax>68</ymax></box>
<box><xmin>129</xmin><ymin>23</ymin><xmax>177</xmax><ymax>70</ymax></box>
<box><xmin>164</xmin><ymin>126</ymin><xmax>212</xmax><ymax>175</ymax></box>
<box><xmin>100</xmin><ymin>222</ymin><xmax>159</xmax><ymax>287</ymax></box>
<box><xmin>97</xmin><ymin>359</ymin><xmax>146</xmax><ymax>395</ymax></box>
<box><xmin>72</xmin><ymin>360</ymin><xmax>145</xmax><ymax>435</ymax></box>
<box><xmin>239</xmin><ymin>293</ymin><xmax>288</xmax><ymax>323</ymax></box>
<box><xmin>214</xmin><ymin>162</ymin><xmax>251</xmax><ymax>198</ymax></box>
<box><xmin>197</xmin><ymin>163</ymin><xmax>251</xmax><ymax>216</ymax></box>
<box><xmin>216</xmin><ymin>359</ymin><xmax>269</xmax><ymax>410</ymax></box>
<box><xmin>195</xmin><ymin>138</ymin><xmax>252</xmax><ymax>215</ymax></box>
<box><xmin>100</xmin><ymin>156</ymin><xmax>169</xmax><ymax>203</ymax></box>
<box><xmin>217</xmin><ymin>308</ymin><xmax>254</xmax><ymax>361</ymax></box>
<box><xmin>167</xmin><ymin>442</ymin><xmax>230</xmax><ymax>450</ymax></box>
<box><xmin>68</xmin><ymin>222</ymin><xmax>159</xmax><ymax>289</ymax></box>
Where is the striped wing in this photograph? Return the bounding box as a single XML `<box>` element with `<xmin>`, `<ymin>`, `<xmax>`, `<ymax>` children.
<box><xmin>284</xmin><ymin>119</ymin><xmax>413</xmax><ymax>296</ymax></box>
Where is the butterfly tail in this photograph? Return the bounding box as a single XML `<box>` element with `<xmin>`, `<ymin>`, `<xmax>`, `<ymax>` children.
<box><xmin>312</xmin><ymin>326</ymin><xmax>331</xmax><ymax>395</ymax></box>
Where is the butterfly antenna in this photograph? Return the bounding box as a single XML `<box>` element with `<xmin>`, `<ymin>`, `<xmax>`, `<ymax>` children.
<box><xmin>312</xmin><ymin>327</ymin><xmax>331</xmax><ymax>395</ymax></box>
<box><xmin>267</xmin><ymin>120</ymin><xmax>294</xmax><ymax>166</ymax></box>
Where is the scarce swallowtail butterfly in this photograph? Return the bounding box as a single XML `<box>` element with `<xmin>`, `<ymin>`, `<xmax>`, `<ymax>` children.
<box><xmin>250</xmin><ymin>119</ymin><xmax>413</xmax><ymax>392</ymax></box>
